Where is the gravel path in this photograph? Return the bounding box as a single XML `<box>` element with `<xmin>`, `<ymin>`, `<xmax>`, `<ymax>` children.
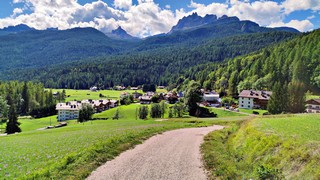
<box><xmin>87</xmin><ymin>125</ymin><xmax>224</xmax><ymax>180</ymax></box>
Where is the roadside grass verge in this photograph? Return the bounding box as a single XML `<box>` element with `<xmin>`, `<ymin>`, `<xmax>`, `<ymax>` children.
<box><xmin>201</xmin><ymin>114</ymin><xmax>320</xmax><ymax>179</ymax></box>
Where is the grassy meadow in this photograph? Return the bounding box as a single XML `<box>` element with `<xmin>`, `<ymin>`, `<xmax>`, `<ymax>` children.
<box><xmin>211</xmin><ymin>108</ymin><xmax>247</xmax><ymax>117</ymax></box>
<box><xmin>202</xmin><ymin>113</ymin><xmax>320</xmax><ymax>179</ymax></box>
<box><xmin>2</xmin><ymin>88</ymin><xmax>319</xmax><ymax>179</ymax></box>
<box><xmin>238</xmin><ymin>108</ymin><xmax>268</xmax><ymax>115</ymax></box>
<box><xmin>52</xmin><ymin>88</ymin><xmax>167</xmax><ymax>102</ymax></box>
<box><xmin>0</xmin><ymin>101</ymin><xmax>231</xmax><ymax>179</ymax></box>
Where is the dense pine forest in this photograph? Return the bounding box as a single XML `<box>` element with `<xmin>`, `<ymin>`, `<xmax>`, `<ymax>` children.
<box><xmin>1</xmin><ymin>31</ymin><xmax>297</xmax><ymax>89</ymax></box>
<box><xmin>0</xmin><ymin>81</ymin><xmax>60</xmax><ymax>117</ymax></box>
<box><xmin>184</xmin><ymin>29</ymin><xmax>320</xmax><ymax>95</ymax></box>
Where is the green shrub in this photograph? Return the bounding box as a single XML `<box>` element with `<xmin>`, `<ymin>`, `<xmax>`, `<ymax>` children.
<box><xmin>253</xmin><ymin>111</ymin><xmax>260</xmax><ymax>115</ymax></box>
<box><xmin>255</xmin><ymin>165</ymin><xmax>283</xmax><ymax>179</ymax></box>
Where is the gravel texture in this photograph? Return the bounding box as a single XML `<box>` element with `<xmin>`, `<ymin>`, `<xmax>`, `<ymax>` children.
<box><xmin>87</xmin><ymin>125</ymin><xmax>224</xmax><ymax>180</ymax></box>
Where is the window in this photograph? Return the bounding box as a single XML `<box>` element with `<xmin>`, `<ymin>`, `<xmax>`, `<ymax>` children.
<box><xmin>241</xmin><ymin>105</ymin><xmax>243</xmax><ymax>107</ymax></box>
<box><xmin>242</xmin><ymin>101</ymin><xmax>244</xmax><ymax>103</ymax></box>
<box><xmin>248</xmin><ymin>102</ymin><xmax>250</xmax><ymax>104</ymax></box>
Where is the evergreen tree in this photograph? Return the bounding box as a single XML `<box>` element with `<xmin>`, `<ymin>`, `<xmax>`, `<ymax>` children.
<box><xmin>21</xmin><ymin>82</ymin><xmax>29</xmax><ymax>115</ymax></box>
<box><xmin>228</xmin><ymin>71</ymin><xmax>238</xmax><ymax>97</ymax></box>
<box><xmin>5</xmin><ymin>92</ymin><xmax>21</xmax><ymax>134</ymax></box>
<box><xmin>78</xmin><ymin>104</ymin><xmax>94</xmax><ymax>123</ymax></box>
<box><xmin>184</xmin><ymin>81</ymin><xmax>202</xmax><ymax>116</ymax></box>
<box><xmin>160</xmin><ymin>100</ymin><xmax>166</xmax><ymax>118</ymax></box>
<box><xmin>168</xmin><ymin>107</ymin><xmax>173</xmax><ymax>118</ymax></box>
<box><xmin>138</xmin><ymin>106</ymin><xmax>148</xmax><ymax>119</ymax></box>
<box><xmin>0</xmin><ymin>96</ymin><xmax>8</xmax><ymax>118</ymax></box>
<box><xmin>287</xmin><ymin>81</ymin><xmax>306</xmax><ymax>113</ymax></box>
<box><xmin>267</xmin><ymin>81</ymin><xmax>288</xmax><ymax>114</ymax></box>
<box><xmin>150</xmin><ymin>103</ymin><xmax>161</xmax><ymax>118</ymax></box>
<box><xmin>173</xmin><ymin>103</ymin><xmax>185</xmax><ymax>118</ymax></box>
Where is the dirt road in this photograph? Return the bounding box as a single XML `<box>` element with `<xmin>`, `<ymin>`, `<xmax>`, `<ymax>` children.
<box><xmin>87</xmin><ymin>125</ymin><xmax>224</xmax><ymax>180</ymax></box>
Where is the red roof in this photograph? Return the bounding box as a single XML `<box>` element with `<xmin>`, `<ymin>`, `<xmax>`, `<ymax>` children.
<box><xmin>239</xmin><ymin>90</ymin><xmax>272</xmax><ymax>100</ymax></box>
<box><xmin>306</xmin><ymin>99</ymin><xmax>320</xmax><ymax>105</ymax></box>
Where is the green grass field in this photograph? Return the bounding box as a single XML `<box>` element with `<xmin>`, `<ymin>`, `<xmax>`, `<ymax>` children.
<box><xmin>5</xmin><ymin>88</ymin><xmax>318</xmax><ymax>179</ymax></box>
<box><xmin>51</xmin><ymin>89</ymin><xmax>167</xmax><ymax>102</ymax></box>
<box><xmin>0</xmin><ymin>102</ymin><xmax>226</xmax><ymax>179</ymax></box>
<box><xmin>256</xmin><ymin>114</ymin><xmax>320</xmax><ymax>142</ymax></box>
<box><xmin>238</xmin><ymin>108</ymin><xmax>268</xmax><ymax>115</ymax></box>
<box><xmin>211</xmin><ymin>108</ymin><xmax>247</xmax><ymax>117</ymax></box>
<box><xmin>202</xmin><ymin>113</ymin><xmax>320</xmax><ymax>179</ymax></box>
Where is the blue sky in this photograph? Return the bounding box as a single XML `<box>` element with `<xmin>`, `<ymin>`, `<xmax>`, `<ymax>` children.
<box><xmin>0</xmin><ymin>0</ymin><xmax>319</xmax><ymax>37</ymax></box>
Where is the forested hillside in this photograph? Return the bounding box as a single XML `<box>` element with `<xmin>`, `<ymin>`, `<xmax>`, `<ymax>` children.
<box><xmin>185</xmin><ymin>29</ymin><xmax>320</xmax><ymax>94</ymax></box>
<box><xmin>0</xmin><ymin>27</ymin><xmax>132</xmax><ymax>70</ymax></box>
<box><xmin>1</xmin><ymin>31</ymin><xmax>297</xmax><ymax>89</ymax></box>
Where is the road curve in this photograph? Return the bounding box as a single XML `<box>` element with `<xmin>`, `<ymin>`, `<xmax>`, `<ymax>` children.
<box><xmin>87</xmin><ymin>125</ymin><xmax>224</xmax><ymax>180</ymax></box>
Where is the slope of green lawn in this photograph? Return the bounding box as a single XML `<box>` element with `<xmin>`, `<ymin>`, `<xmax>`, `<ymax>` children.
<box><xmin>202</xmin><ymin>114</ymin><xmax>320</xmax><ymax>179</ymax></box>
<box><xmin>211</xmin><ymin>108</ymin><xmax>247</xmax><ymax>117</ymax></box>
<box><xmin>1</xmin><ymin>103</ymin><xmax>228</xmax><ymax>179</ymax></box>
<box><xmin>238</xmin><ymin>108</ymin><xmax>268</xmax><ymax>115</ymax></box>
<box><xmin>256</xmin><ymin>114</ymin><xmax>320</xmax><ymax>142</ymax></box>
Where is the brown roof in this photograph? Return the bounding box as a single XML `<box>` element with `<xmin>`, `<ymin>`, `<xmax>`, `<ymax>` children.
<box><xmin>239</xmin><ymin>90</ymin><xmax>272</xmax><ymax>100</ymax></box>
<box><xmin>306</xmin><ymin>99</ymin><xmax>320</xmax><ymax>105</ymax></box>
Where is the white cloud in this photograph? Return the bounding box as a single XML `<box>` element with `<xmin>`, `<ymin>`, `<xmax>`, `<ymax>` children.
<box><xmin>114</xmin><ymin>0</ymin><xmax>132</xmax><ymax>10</ymax></box>
<box><xmin>188</xmin><ymin>1</ymin><xmax>228</xmax><ymax>17</ymax></box>
<box><xmin>269</xmin><ymin>19</ymin><xmax>314</xmax><ymax>32</ymax></box>
<box><xmin>307</xmin><ymin>15</ymin><xmax>315</xmax><ymax>20</ymax></box>
<box><xmin>120</xmin><ymin>1</ymin><xmax>177</xmax><ymax>37</ymax></box>
<box><xmin>227</xmin><ymin>1</ymin><xmax>283</xmax><ymax>26</ymax></box>
<box><xmin>12</xmin><ymin>8</ymin><xmax>23</xmax><ymax>17</ymax></box>
<box><xmin>190</xmin><ymin>0</ymin><xmax>283</xmax><ymax>26</ymax></box>
<box><xmin>0</xmin><ymin>0</ymin><xmax>317</xmax><ymax>37</ymax></box>
<box><xmin>282</xmin><ymin>0</ymin><xmax>320</xmax><ymax>14</ymax></box>
<box><xmin>0</xmin><ymin>0</ymin><xmax>181</xmax><ymax>37</ymax></box>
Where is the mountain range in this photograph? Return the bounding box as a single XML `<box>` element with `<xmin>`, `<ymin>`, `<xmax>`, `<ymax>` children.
<box><xmin>0</xmin><ymin>13</ymin><xmax>308</xmax><ymax>90</ymax></box>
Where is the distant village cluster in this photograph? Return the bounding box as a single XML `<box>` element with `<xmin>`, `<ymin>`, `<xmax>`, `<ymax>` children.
<box><xmin>56</xmin><ymin>85</ymin><xmax>320</xmax><ymax>121</ymax></box>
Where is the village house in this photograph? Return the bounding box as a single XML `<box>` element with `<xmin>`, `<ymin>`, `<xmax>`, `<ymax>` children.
<box><xmin>132</xmin><ymin>91</ymin><xmax>143</xmax><ymax>99</ymax></box>
<box><xmin>56</xmin><ymin>101</ymin><xmax>83</xmax><ymax>121</ymax></box>
<box><xmin>202</xmin><ymin>91</ymin><xmax>221</xmax><ymax>107</ymax></box>
<box><xmin>165</xmin><ymin>92</ymin><xmax>179</xmax><ymax>104</ymax></box>
<box><xmin>139</xmin><ymin>95</ymin><xmax>152</xmax><ymax>104</ymax></box>
<box><xmin>56</xmin><ymin>99</ymin><xmax>119</xmax><ymax>121</ymax></box>
<box><xmin>238</xmin><ymin>90</ymin><xmax>272</xmax><ymax>109</ymax></box>
<box><xmin>139</xmin><ymin>92</ymin><xmax>155</xmax><ymax>104</ymax></box>
<box><xmin>305</xmin><ymin>99</ymin><xmax>320</xmax><ymax>113</ymax></box>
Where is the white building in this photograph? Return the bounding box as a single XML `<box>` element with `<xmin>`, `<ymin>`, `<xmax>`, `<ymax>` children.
<box><xmin>56</xmin><ymin>101</ymin><xmax>83</xmax><ymax>121</ymax></box>
<box><xmin>306</xmin><ymin>99</ymin><xmax>320</xmax><ymax>113</ymax></box>
<box><xmin>56</xmin><ymin>99</ymin><xmax>119</xmax><ymax>121</ymax></box>
<box><xmin>202</xmin><ymin>92</ymin><xmax>221</xmax><ymax>107</ymax></box>
<box><xmin>239</xmin><ymin>90</ymin><xmax>272</xmax><ymax>109</ymax></box>
<box><xmin>90</xmin><ymin>86</ymin><xmax>98</xmax><ymax>91</ymax></box>
<box><xmin>203</xmin><ymin>93</ymin><xmax>220</xmax><ymax>102</ymax></box>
